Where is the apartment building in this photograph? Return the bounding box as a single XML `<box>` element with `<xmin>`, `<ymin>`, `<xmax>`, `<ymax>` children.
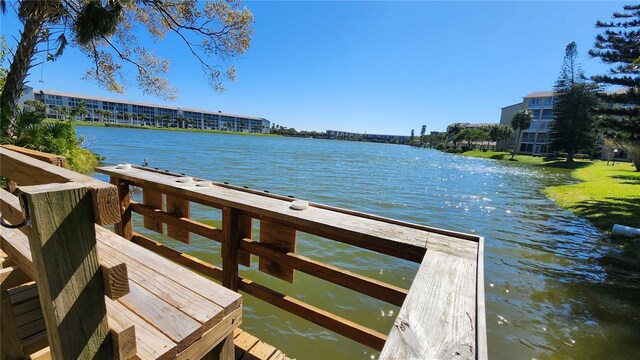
<box><xmin>19</xmin><ymin>88</ymin><xmax>271</xmax><ymax>133</ymax></box>
<box><xmin>326</xmin><ymin>130</ymin><xmax>411</xmax><ymax>143</ymax></box>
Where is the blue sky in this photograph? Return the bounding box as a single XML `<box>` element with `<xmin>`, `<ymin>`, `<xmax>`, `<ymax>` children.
<box><xmin>0</xmin><ymin>1</ymin><xmax>626</xmax><ymax>133</ymax></box>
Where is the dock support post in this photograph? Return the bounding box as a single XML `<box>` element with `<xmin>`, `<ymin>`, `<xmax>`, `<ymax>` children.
<box><xmin>21</xmin><ymin>183</ymin><xmax>112</xmax><ymax>359</ymax></box>
<box><xmin>222</xmin><ymin>206</ymin><xmax>240</xmax><ymax>291</ymax></box>
<box><xmin>111</xmin><ymin>178</ymin><xmax>132</xmax><ymax>240</ymax></box>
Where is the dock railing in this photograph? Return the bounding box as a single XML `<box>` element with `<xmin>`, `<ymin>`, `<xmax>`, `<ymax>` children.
<box><xmin>96</xmin><ymin>161</ymin><xmax>487</xmax><ymax>359</ymax></box>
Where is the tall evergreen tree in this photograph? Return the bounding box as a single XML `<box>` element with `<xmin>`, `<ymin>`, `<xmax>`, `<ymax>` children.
<box><xmin>589</xmin><ymin>4</ymin><xmax>640</xmax><ymax>170</ymax></box>
<box><xmin>549</xmin><ymin>42</ymin><xmax>600</xmax><ymax>163</ymax></box>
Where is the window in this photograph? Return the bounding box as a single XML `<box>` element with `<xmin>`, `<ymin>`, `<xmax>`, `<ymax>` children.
<box><xmin>536</xmin><ymin>133</ymin><xmax>548</xmax><ymax>142</ymax></box>
<box><xmin>541</xmin><ymin>109</ymin><xmax>553</xmax><ymax>119</ymax></box>
<box><xmin>528</xmin><ymin>98</ymin><xmax>542</xmax><ymax>107</ymax></box>
<box><xmin>521</xmin><ymin>132</ymin><xmax>535</xmax><ymax>142</ymax></box>
<box><xmin>520</xmin><ymin>143</ymin><xmax>533</xmax><ymax>152</ymax></box>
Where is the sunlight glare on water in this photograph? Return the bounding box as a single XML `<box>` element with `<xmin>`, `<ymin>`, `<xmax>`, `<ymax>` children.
<box><xmin>80</xmin><ymin>127</ymin><xmax>640</xmax><ymax>360</ymax></box>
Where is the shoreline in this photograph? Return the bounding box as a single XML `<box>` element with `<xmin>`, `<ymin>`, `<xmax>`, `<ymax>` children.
<box><xmin>457</xmin><ymin>150</ymin><xmax>640</xmax><ymax>236</ymax></box>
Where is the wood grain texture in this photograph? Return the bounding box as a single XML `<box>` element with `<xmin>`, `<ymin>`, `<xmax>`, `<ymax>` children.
<box><xmin>222</xmin><ymin>207</ymin><xmax>241</xmax><ymax>291</ymax></box>
<box><xmin>131</xmin><ymin>201</ymin><xmax>223</xmax><ymax>242</ymax></box>
<box><xmin>107</xmin><ymin>310</ymin><xmax>137</xmax><ymax>360</ymax></box>
<box><xmin>110</xmin><ymin>178</ymin><xmax>133</xmax><ymax>240</ymax></box>
<box><xmin>237</xmin><ymin>214</ymin><xmax>253</xmax><ymax>267</ymax></box>
<box><xmin>1</xmin><ymin>145</ymin><xmax>65</xmax><ymax>167</ymax></box>
<box><xmin>259</xmin><ymin>218</ymin><xmax>296</xmax><ymax>283</ymax></box>
<box><xmin>1</xmin><ymin>147</ymin><xmax>120</xmax><ymax>225</ymax></box>
<box><xmin>96</xmin><ymin>166</ymin><xmax>478</xmax><ymax>262</ymax></box>
<box><xmin>100</xmin><ymin>263</ymin><xmax>130</xmax><ymax>300</ymax></box>
<box><xmin>166</xmin><ymin>195</ymin><xmax>190</xmax><ymax>244</ymax></box>
<box><xmin>379</xmin><ymin>250</ymin><xmax>477</xmax><ymax>360</ymax></box>
<box><xmin>1</xmin><ymin>287</ymin><xmax>25</xmax><ymax>359</ymax></box>
<box><xmin>21</xmin><ymin>183</ymin><xmax>112</xmax><ymax>359</ymax></box>
<box><xmin>142</xmin><ymin>188</ymin><xmax>164</xmax><ymax>234</ymax></box>
<box><xmin>177</xmin><ymin>307</ymin><xmax>241</xmax><ymax>360</ymax></box>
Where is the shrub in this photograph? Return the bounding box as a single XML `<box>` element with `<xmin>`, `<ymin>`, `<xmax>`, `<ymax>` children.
<box><xmin>435</xmin><ymin>143</ymin><xmax>447</xmax><ymax>150</ymax></box>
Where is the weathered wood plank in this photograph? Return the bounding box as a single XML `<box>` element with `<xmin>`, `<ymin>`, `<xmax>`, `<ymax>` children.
<box><xmin>241</xmin><ymin>238</ymin><xmax>407</xmax><ymax>306</ymax></box>
<box><xmin>108</xmin><ymin>309</ymin><xmax>137</xmax><ymax>360</ymax></box>
<box><xmin>97</xmin><ymin>239</ymin><xmax>225</xmax><ymax>327</ymax></box>
<box><xmin>28</xmin><ymin>346</ymin><xmax>51</xmax><ymax>360</ymax></box>
<box><xmin>379</xmin><ymin>249</ymin><xmax>477</xmax><ymax>359</ymax></box>
<box><xmin>97</xmin><ymin>166</ymin><xmax>479</xmax><ymax>262</ymax></box>
<box><xmin>142</xmin><ymin>188</ymin><xmax>164</xmax><ymax>233</ymax></box>
<box><xmin>1</xmin><ymin>145</ymin><xmax>65</xmax><ymax>167</ymax></box>
<box><xmin>238</xmin><ymin>278</ymin><xmax>387</xmax><ymax>351</ymax></box>
<box><xmin>222</xmin><ymin>207</ymin><xmax>241</xmax><ymax>291</ymax></box>
<box><xmin>110</xmin><ymin>178</ymin><xmax>133</xmax><ymax>240</ymax></box>
<box><xmin>0</xmin><ymin>266</ymin><xmax>31</xmax><ymax>291</ymax></box>
<box><xmin>21</xmin><ymin>182</ymin><xmax>112</xmax><ymax>359</ymax></box>
<box><xmin>105</xmin><ymin>230</ymin><xmax>240</xmax><ymax>313</ymax></box>
<box><xmin>166</xmin><ymin>194</ymin><xmax>190</xmax><ymax>244</ymax></box>
<box><xmin>238</xmin><ymin>214</ymin><xmax>253</xmax><ymax>267</ymax></box>
<box><xmin>100</xmin><ymin>263</ymin><xmax>130</xmax><ymax>300</ymax></box>
<box><xmin>259</xmin><ymin>218</ymin><xmax>296</xmax><ymax>283</ymax></box>
<box><xmin>105</xmin><ymin>299</ymin><xmax>177</xmax><ymax>360</ymax></box>
<box><xmin>476</xmin><ymin>237</ymin><xmax>488</xmax><ymax>360</ymax></box>
<box><xmin>1</xmin><ymin>147</ymin><xmax>120</xmax><ymax>225</ymax></box>
<box><xmin>1</xmin><ymin>286</ymin><xmax>25</xmax><ymax>359</ymax></box>
<box><xmin>176</xmin><ymin>307</ymin><xmax>242</xmax><ymax>360</ymax></box>
<box><xmin>130</xmin><ymin>201</ymin><xmax>223</xmax><ymax>242</ymax></box>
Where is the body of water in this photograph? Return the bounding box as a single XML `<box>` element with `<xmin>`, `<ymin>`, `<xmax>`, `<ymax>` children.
<box><xmin>79</xmin><ymin>126</ymin><xmax>639</xmax><ymax>359</ymax></box>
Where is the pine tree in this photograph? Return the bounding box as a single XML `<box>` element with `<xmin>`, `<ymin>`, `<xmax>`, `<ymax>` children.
<box><xmin>549</xmin><ymin>42</ymin><xmax>600</xmax><ymax>162</ymax></box>
<box><xmin>589</xmin><ymin>4</ymin><xmax>640</xmax><ymax>170</ymax></box>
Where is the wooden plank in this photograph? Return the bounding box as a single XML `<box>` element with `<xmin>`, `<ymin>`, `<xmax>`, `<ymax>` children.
<box><xmin>1</xmin><ymin>147</ymin><xmax>120</xmax><ymax>225</ymax></box>
<box><xmin>111</xmin><ymin>275</ymin><xmax>203</xmax><ymax>352</ymax></box>
<box><xmin>131</xmin><ymin>232</ymin><xmax>223</xmax><ymax>281</ymax></box>
<box><xmin>7</xmin><ymin>283</ymin><xmax>38</xmax><ymax>304</ymax></box>
<box><xmin>246</xmin><ymin>340</ymin><xmax>278</xmax><ymax>360</ymax></box>
<box><xmin>2</xmin><ymin>287</ymin><xmax>25</xmax><ymax>359</ymax></box>
<box><xmin>97</xmin><ymin>166</ymin><xmax>480</xmax><ymax>262</ymax></box>
<box><xmin>142</xmin><ymin>188</ymin><xmax>164</xmax><ymax>233</ymax></box>
<box><xmin>238</xmin><ymin>278</ymin><xmax>387</xmax><ymax>351</ymax></box>
<box><xmin>100</xmin><ymin>263</ymin><xmax>130</xmax><ymax>300</ymax></box>
<box><xmin>104</xmin><ymin>230</ymin><xmax>240</xmax><ymax>313</ymax></box>
<box><xmin>241</xmin><ymin>238</ymin><xmax>407</xmax><ymax>306</ymax></box>
<box><xmin>106</xmin><ymin>299</ymin><xmax>177</xmax><ymax>360</ymax></box>
<box><xmin>222</xmin><ymin>207</ymin><xmax>241</xmax><ymax>291</ymax></box>
<box><xmin>13</xmin><ymin>297</ymin><xmax>41</xmax><ymax>316</ymax></box>
<box><xmin>22</xmin><ymin>331</ymin><xmax>49</xmax><ymax>356</ymax></box>
<box><xmin>259</xmin><ymin>218</ymin><xmax>296</xmax><ymax>283</ymax></box>
<box><xmin>29</xmin><ymin>346</ymin><xmax>51</xmax><ymax>360</ymax></box>
<box><xmin>15</xmin><ymin>307</ymin><xmax>44</xmax><ymax>328</ymax></box>
<box><xmin>108</xmin><ymin>310</ymin><xmax>137</xmax><ymax>360</ymax></box>
<box><xmin>379</xmin><ymin>250</ymin><xmax>477</xmax><ymax>359</ymax></box>
<box><xmin>1</xmin><ymin>145</ymin><xmax>66</xmax><ymax>167</ymax></box>
<box><xmin>21</xmin><ymin>182</ymin><xmax>112</xmax><ymax>359</ymax></box>
<box><xmin>476</xmin><ymin>237</ymin><xmax>488</xmax><ymax>360</ymax></box>
<box><xmin>111</xmin><ymin>178</ymin><xmax>133</xmax><ymax>240</ymax></box>
<box><xmin>166</xmin><ymin>194</ymin><xmax>191</xmax><ymax>244</ymax></box>
<box><xmin>176</xmin><ymin>307</ymin><xmax>242</xmax><ymax>360</ymax></box>
<box><xmin>0</xmin><ymin>266</ymin><xmax>31</xmax><ymax>291</ymax></box>
<box><xmin>130</xmin><ymin>201</ymin><xmax>223</xmax><ymax>242</ymax></box>
<box><xmin>97</xmin><ymin>239</ymin><xmax>225</xmax><ymax>327</ymax></box>
<box><xmin>17</xmin><ymin>317</ymin><xmax>45</xmax><ymax>340</ymax></box>
<box><xmin>238</xmin><ymin>214</ymin><xmax>253</xmax><ymax>267</ymax></box>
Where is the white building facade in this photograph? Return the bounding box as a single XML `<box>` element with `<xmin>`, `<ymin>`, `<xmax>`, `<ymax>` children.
<box><xmin>19</xmin><ymin>88</ymin><xmax>270</xmax><ymax>133</ymax></box>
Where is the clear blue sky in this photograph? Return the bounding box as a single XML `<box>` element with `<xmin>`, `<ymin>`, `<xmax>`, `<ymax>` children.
<box><xmin>0</xmin><ymin>1</ymin><xmax>626</xmax><ymax>134</ymax></box>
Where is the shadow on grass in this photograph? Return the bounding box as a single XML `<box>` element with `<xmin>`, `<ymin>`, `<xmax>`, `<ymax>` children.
<box><xmin>533</xmin><ymin>160</ymin><xmax>591</xmax><ymax>170</ymax></box>
<box><xmin>571</xmin><ymin>197</ymin><xmax>640</xmax><ymax>232</ymax></box>
<box><xmin>612</xmin><ymin>175</ymin><xmax>640</xmax><ymax>185</ymax></box>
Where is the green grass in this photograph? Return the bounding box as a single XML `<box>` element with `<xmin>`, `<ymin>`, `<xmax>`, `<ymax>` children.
<box><xmin>545</xmin><ymin>160</ymin><xmax>640</xmax><ymax>232</ymax></box>
<box><xmin>461</xmin><ymin>150</ymin><xmax>640</xmax><ymax>234</ymax></box>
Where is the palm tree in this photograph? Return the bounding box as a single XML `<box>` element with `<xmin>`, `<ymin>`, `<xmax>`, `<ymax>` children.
<box><xmin>510</xmin><ymin>110</ymin><xmax>533</xmax><ymax>159</ymax></box>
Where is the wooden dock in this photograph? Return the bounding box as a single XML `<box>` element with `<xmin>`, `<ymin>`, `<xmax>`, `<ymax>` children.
<box><xmin>0</xmin><ymin>145</ymin><xmax>486</xmax><ymax>359</ymax></box>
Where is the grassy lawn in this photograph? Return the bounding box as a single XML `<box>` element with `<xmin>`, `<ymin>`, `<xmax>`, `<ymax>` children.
<box><xmin>461</xmin><ymin>150</ymin><xmax>640</xmax><ymax>233</ymax></box>
<box><xmin>544</xmin><ymin>160</ymin><xmax>640</xmax><ymax>232</ymax></box>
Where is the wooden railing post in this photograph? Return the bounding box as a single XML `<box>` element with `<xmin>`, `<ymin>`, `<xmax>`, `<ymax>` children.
<box><xmin>222</xmin><ymin>207</ymin><xmax>241</xmax><ymax>291</ymax></box>
<box><xmin>110</xmin><ymin>178</ymin><xmax>132</xmax><ymax>240</ymax></box>
<box><xmin>21</xmin><ymin>182</ymin><xmax>112</xmax><ymax>359</ymax></box>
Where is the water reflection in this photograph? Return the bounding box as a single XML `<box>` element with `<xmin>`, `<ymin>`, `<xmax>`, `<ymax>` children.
<box><xmin>80</xmin><ymin>127</ymin><xmax>639</xmax><ymax>359</ymax></box>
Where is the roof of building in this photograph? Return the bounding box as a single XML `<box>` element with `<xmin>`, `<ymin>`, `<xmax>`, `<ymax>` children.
<box><xmin>524</xmin><ymin>88</ymin><xmax>629</xmax><ymax>99</ymax></box>
<box><xmin>34</xmin><ymin>89</ymin><xmax>267</xmax><ymax>121</ymax></box>
<box><xmin>501</xmin><ymin>102</ymin><xmax>523</xmax><ymax>109</ymax></box>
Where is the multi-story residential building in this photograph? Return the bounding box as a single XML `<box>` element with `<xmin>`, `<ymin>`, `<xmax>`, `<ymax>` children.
<box><xmin>500</xmin><ymin>91</ymin><xmax>556</xmax><ymax>155</ymax></box>
<box><xmin>18</xmin><ymin>88</ymin><xmax>271</xmax><ymax>133</ymax></box>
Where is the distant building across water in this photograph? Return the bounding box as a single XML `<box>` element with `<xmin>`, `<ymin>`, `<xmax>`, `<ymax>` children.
<box><xmin>326</xmin><ymin>130</ymin><xmax>411</xmax><ymax>143</ymax></box>
<box><xmin>18</xmin><ymin>88</ymin><xmax>271</xmax><ymax>133</ymax></box>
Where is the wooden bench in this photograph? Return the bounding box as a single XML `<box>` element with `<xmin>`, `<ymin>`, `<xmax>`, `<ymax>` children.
<box><xmin>0</xmin><ymin>187</ymin><xmax>242</xmax><ymax>359</ymax></box>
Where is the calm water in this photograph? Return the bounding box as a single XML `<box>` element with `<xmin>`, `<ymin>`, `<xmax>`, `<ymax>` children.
<box><xmin>79</xmin><ymin>126</ymin><xmax>640</xmax><ymax>360</ymax></box>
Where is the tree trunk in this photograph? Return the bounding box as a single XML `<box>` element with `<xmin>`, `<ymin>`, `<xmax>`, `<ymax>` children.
<box><xmin>1</xmin><ymin>4</ymin><xmax>48</xmax><ymax>136</ymax></box>
<box><xmin>511</xmin><ymin>130</ymin><xmax>521</xmax><ymax>160</ymax></box>
<box><xmin>633</xmin><ymin>157</ymin><xmax>639</xmax><ymax>172</ymax></box>
<box><xmin>566</xmin><ymin>151</ymin><xmax>574</xmax><ymax>163</ymax></box>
